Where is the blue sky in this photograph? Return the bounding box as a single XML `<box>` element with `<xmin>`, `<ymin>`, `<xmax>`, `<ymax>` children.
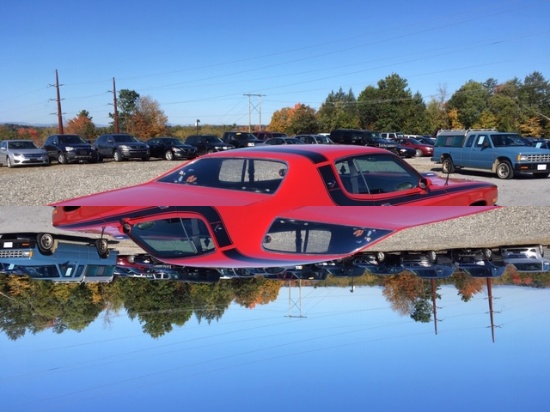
<box><xmin>1</xmin><ymin>0</ymin><xmax>549</xmax><ymax>127</ymax></box>
<box><xmin>2</xmin><ymin>285</ymin><xmax>550</xmax><ymax>411</ymax></box>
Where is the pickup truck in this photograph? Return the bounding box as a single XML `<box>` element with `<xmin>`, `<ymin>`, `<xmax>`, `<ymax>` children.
<box><xmin>432</xmin><ymin>129</ymin><xmax>550</xmax><ymax>179</ymax></box>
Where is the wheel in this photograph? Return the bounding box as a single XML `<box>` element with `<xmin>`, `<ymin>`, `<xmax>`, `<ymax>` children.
<box><xmin>7</xmin><ymin>157</ymin><xmax>12</xmax><ymax>168</ymax></box>
<box><xmin>58</xmin><ymin>152</ymin><xmax>68</xmax><ymax>164</ymax></box>
<box><xmin>441</xmin><ymin>157</ymin><xmax>455</xmax><ymax>173</ymax></box>
<box><xmin>482</xmin><ymin>248</ymin><xmax>492</xmax><ymax>260</ymax></box>
<box><xmin>95</xmin><ymin>238</ymin><xmax>110</xmax><ymax>258</ymax></box>
<box><xmin>36</xmin><ymin>233</ymin><xmax>57</xmax><ymax>255</ymax></box>
<box><xmin>165</xmin><ymin>150</ymin><xmax>174</xmax><ymax>161</ymax></box>
<box><xmin>113</xmin><ymin>150</ymin><xmax>123</xmax><ymax>162</ymax></box>
<box><xmin>496</xmin><ymin>159</ymin><xmax>514</xmax><ymax>179</ymax></box>
<box><xmin>376</xmin><ymin>252</ymin><xmax>385</xmax><ymax>263</ymax></box>
<box><xmin>427</xmin><ymin>250</ymin><xmax>437</xmax><ymax>263</ymax></box>
<box><xmin>415</xmin><ymin>149</ymin><xmax>423</xmax><ymax>157</ymax></box>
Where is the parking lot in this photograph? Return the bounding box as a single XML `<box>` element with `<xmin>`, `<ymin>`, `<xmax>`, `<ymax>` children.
<box><xmin>0</xmin><ymin>156</ymin><xmax>548</xmax><ymax>206</ymax></box>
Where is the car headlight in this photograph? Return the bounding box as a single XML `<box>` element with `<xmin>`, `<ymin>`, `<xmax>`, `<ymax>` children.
<box><xmin>119</xmin><ymin>145</ymin><xmax>130</xmax><ymax>150</ymax></box>
<box><xmin>65</xmin><ymin>146</ymin><xmax>75</xmax><ymax>151</ymax></box>
<box><xmin>172</xmin><ymin>147</ymin><xmax>182</xmax><ymax>151</ymax></box>
<box><xmin>518</xmin><ymin>154</ymin><xmax>528</xmax><ymax>161</ymax></box>
<box><xmin>247</xmin><ymin>142</ymin><xmax>255</xmax><ymax>146</ymax></box>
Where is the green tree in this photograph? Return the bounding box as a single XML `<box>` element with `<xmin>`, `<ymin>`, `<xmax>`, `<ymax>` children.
<box><xmin>316</xmin><ymin>88</ymin><xmax>358</xmax><ymax>131</ymax></box>
<box><xmin>111</xmin><ymin>89</ymin><xmax>140</xmax><ymax>133</ymax></box>
<box><xmin>357</xmin><ymin>86</ymin><xmax>380</xmax><ymax>130</ymax></box>
<box><xmin>446</xmin><ymin>81</ymin><xmax>489</xmax><ymax>128</ymax></box>
<box><xmin>287</xmin><ymin>103</ymin><xmax>318</xmax><ymax>134</ymax></box>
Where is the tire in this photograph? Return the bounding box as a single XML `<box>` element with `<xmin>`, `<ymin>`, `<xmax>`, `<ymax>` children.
<box><xmin>415</xmin><ymin>149</ymin><xmax>423</xmax><ymax>157</ymax></box>
<box><xmin>441</xmin><ymin>157</ymin><xmax>455</xmax><ymax>174</ymax></box>
<box><xmin>496</xmin><ymin>159</ymin><xmax>514</xmax><ymax>179</ymax></box>
<box><xmin>7</xmin><ymin>157</ymin><xmax>12</xmax><ymax>168</ymax></box>
<box><xmin>427</xmin><ymin>250</ymin><xmax>437</xmax><ymax>264</ymax></box>
<box><xmin>165</xmin><ymin>150</ymin><xmax>174</xmax><ymax>161</ymax></box>
<box><xmin>36</xmin><ymin>233</ymin><xmax>57</xmax><ymax>255</ymax></box>
<box><xmin>58</xmin><ymin>152</ymin><xmax>68</xmax><ymax>164</ymax></box>
<box><xmin>95</xmin><ymin>238</ymin><xmax>110</xmax><ymax>258</ymax></box>
<box><xmin>483</xmin><ymin>248</ymin><xmax>492</xmax><ymax>260</ymax></box>
<box><xmin>376</xmin><ymin>252</ymin><xmax>385</xmax><ymax>263</ymax></box>
<box><xmin>113</xmin><ymin>150</ymin><xmax>123</xmax><ymax>162</ymax></box>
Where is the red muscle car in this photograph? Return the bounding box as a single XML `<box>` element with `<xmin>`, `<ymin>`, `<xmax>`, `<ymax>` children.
<box><xmin>51</xmin><ymin>145</ymin><xmax>498</xmax><ymax>207</ymax></box>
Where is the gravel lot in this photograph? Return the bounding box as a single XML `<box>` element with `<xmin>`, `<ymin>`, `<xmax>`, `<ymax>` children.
<box><xmin>0</xmin><ymin>156</ymin><xmax>548</xmax><ymax>256</ymax></box>
<box><xmin>1</xmin><ymin>156</ymin><xmax>549</xmax><ymax>206</ymax></box>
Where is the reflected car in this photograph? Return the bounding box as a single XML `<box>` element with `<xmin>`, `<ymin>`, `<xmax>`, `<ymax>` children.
<box><xmin>263</xmin><ymin>137</ymin><xmax>302</xmax><ymax>145</ymax></box>
<box><xmin>94</xmin><ymin>133</ymin><xmax>150</xmax><ymax>161</ymax></box>
<box><xmin>450</xmin><ymin>248</ymin><xmax>506</xmax><ymax>277</ymax></box>
<box><xmin>397</xmin><ymin>251</ymin><xmax>457</xmax><ymax>279</ymax></box>
<box><xmin>145</xmin><ymin>137</ymin><xmax>197</xmax><ymax>160</ymax></box>
<box><xmin>0</xmin><ymin>140</ymin><xmax>49</xmax><ymax>168</ymax></box>
<box><xmin>500</xmin><ymin>245</ymin><xmax>550</xmax><ymax>273</ymax></box>
<box><xmin>0</xmin><ymin>232</ymin><xmax>117</xmax><ymax>282</ymax></box>
<box><xmin>50</xmin><ymin>145</ymin><xmax>498</xmax><ymax>206</ymax></box>
<box><xmin>43</xmin><ymin>134</ymin><xmax>98</xmax><ymax>164</ymax></box>
<box><xmin>296</xmin><ymin>134</ymin><xmax>336</xmax><ymax>144</ymax></box>
<box><xmin>51</xmin><ymin>206</ymin><xmax>497</xmax><ymax>269</ymax></box>
<box><xmin>397</xmin><ymin>138</ymin><xmax>435</xmax><ymax>157</ymax></box>
<box><xmin>185</xmin><ymin>135</ymin><xmax>234</xmax><ymax>155</ymax></box>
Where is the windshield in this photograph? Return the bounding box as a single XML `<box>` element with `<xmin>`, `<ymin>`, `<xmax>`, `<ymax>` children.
<box><xmin>490</xmin><ymin>134</ymin><xmax>528</xmax><ymax>147</ymax></box>
<box><xmin>128</xmin><ymin>217</ymin><xmax>215</xmax><ymax>259</ymax></box>
<box><xmin>113</xmin><ymin>135</ymin><xmax>138</xmax><ymax>143</ymax></box>
<box><xmin>335</xmin><ymin>153</ymin><xmax>420</xmax><ymax>195</ymax></box>
<box><xmin>157</xmin><ymin>157</ymin><xmax>287</xmax><ymax>194</ymax></box>
<box><xmin>204</xmin><ymin>136</ymin><xmax>223</xmax><ymax>143</ymax></box>
<box><xmin>59</xmin><ymin>135</ymin><xmax>86</xmax><ymax>144</ymax></box>
<box><xmin>8</xmin><ymin>141</ymin><xmax>38</xmax><ymax>149</ymax></box>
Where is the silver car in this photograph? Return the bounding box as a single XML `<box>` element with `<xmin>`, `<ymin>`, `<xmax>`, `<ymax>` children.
<box><xmin>0</xmin><ymin>139</ymin><xmax>50</xmax><ymax>167</ymax></box>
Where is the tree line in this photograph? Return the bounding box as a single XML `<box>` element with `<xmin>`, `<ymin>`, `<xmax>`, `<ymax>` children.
<box><xmin>1</xmin><ymin>266</ymin><xmax>545</xmax><ymax>340</ymax></box>
<box><xmin>2</xmin><ymin>71</ymin><xmax>549</xmax><ymax>145</ymax></box>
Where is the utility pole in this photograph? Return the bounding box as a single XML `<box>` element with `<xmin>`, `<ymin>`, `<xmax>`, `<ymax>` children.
<box><xmin>243</xmin><ymin>93</ymin><xmax>266</xmax><ymax>132</ymax></box>
<box><xmin>50</xmin><ymin>69</ymin><xmax>64</xmax><ymax>134</ymax></box>
<box><xmin>112</xmin><ymin>77</ymin><xmax>119</xmax><ymax>133</ymax></box>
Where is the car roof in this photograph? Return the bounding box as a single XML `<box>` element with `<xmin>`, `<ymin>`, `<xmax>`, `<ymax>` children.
<box><xmin>206</xmin><ymin>144</ymin><xmax>390</xmax><ymax>160</ymax></box>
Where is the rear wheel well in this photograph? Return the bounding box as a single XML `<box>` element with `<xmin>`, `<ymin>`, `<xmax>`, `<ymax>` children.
<box><xmin>469</xmin><ymin>201</ymin><xmax>487</xmax><ymax>206</ymax></box>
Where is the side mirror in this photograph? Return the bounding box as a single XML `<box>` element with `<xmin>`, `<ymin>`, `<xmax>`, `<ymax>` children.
<box><xmin>419</xmin><ymin>177</ymin><xmax>430</xmax><ymax>190</ymax></box>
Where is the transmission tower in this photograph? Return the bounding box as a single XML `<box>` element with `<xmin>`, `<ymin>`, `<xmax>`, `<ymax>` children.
<box><xmin>243</xmin><ymin>93</ymin><xmax>266</xmax><ymax>132</ymax></box>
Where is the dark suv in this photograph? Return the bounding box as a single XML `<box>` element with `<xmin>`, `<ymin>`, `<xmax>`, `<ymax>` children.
<box><xmin>329</xmin><ymin>128</ymin><xmax>398</xmax><ymax>151</ymax></box>
<box><xmin>43</xmin><ymin>134</ymin><xmax>98</xmax><ymax>164</ymax></box>
<box><xmin>221</xmin><ymin>131</ymin><xmax>263</xmax><ymax>148</ymax></box>
<box><xmin>94</xmin><ymin>133</ymin><xmax>150</xmax><ymax>161</ymax></box>
<box><xmin>185</xmin><ymin>135</ymin><xmax>234</xmax><ymax>155</ymax></box>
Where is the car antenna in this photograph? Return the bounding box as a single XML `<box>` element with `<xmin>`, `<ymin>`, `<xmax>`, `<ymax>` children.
<box><xmin>444</xmin><ymin>168</ymin><xmax>450</xmax><ymax>186</ymax></box>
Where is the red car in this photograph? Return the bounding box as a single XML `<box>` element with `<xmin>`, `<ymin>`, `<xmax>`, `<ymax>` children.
<box><xmin>52</xmin><ymin>206</ymin><xmax>497</xmax><ymax>268</ymax></box>
<box><xmin>398</xmin><ymin>138</ymin><xmax>434</xmax><ymax>157</ymax></box>
<box><xmin>51</xmin><ymin>145</ymin><xmax>497</xmax><ymax>207</ymax></box>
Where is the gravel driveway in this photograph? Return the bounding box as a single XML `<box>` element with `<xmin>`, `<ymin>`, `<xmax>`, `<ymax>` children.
<box><xmin>1</xmin><ymin>156</ymin><xmax>549</xmax><ymax>206</ymax></box>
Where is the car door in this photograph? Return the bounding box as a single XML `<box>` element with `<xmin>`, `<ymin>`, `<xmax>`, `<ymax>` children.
<box><xmin>469</xmin><ymin>134</ymin><xmax>495</xmax><ymax>169</ymax></box>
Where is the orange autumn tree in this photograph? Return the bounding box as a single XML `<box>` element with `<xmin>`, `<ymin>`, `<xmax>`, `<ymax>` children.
<box><xmin>65</xmin><ymin>110</ymin><xmax>96</xmax><ymax>141</ymax></box>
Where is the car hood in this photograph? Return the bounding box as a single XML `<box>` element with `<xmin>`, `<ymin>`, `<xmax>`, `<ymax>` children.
<box><xmin>10</xmin><ymin>148</ymin><xmax>46</xmax><ymax>154</ymax></box>
<box><xmin>50</xmin><ymin>181</ymin><xmax>268</xmax><ymax>206</ymax></box>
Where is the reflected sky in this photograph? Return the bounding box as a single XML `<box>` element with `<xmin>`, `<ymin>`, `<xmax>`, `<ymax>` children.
<box><xmin>2</xmin><ymin>284</ymin><xmax>549</xmax><ymax>411</ymax></box>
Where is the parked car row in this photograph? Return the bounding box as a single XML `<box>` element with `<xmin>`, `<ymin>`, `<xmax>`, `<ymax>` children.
<box><xmin>4</xmin><ymin>234</ymin><xmax>544</xmax><ymax>284</ymax></box>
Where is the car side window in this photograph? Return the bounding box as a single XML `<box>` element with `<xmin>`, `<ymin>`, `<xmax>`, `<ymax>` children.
<box><xmin>336</xmin><ymin>154</ymin><xmax>418</xmax><ymax>195</ymax></box>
